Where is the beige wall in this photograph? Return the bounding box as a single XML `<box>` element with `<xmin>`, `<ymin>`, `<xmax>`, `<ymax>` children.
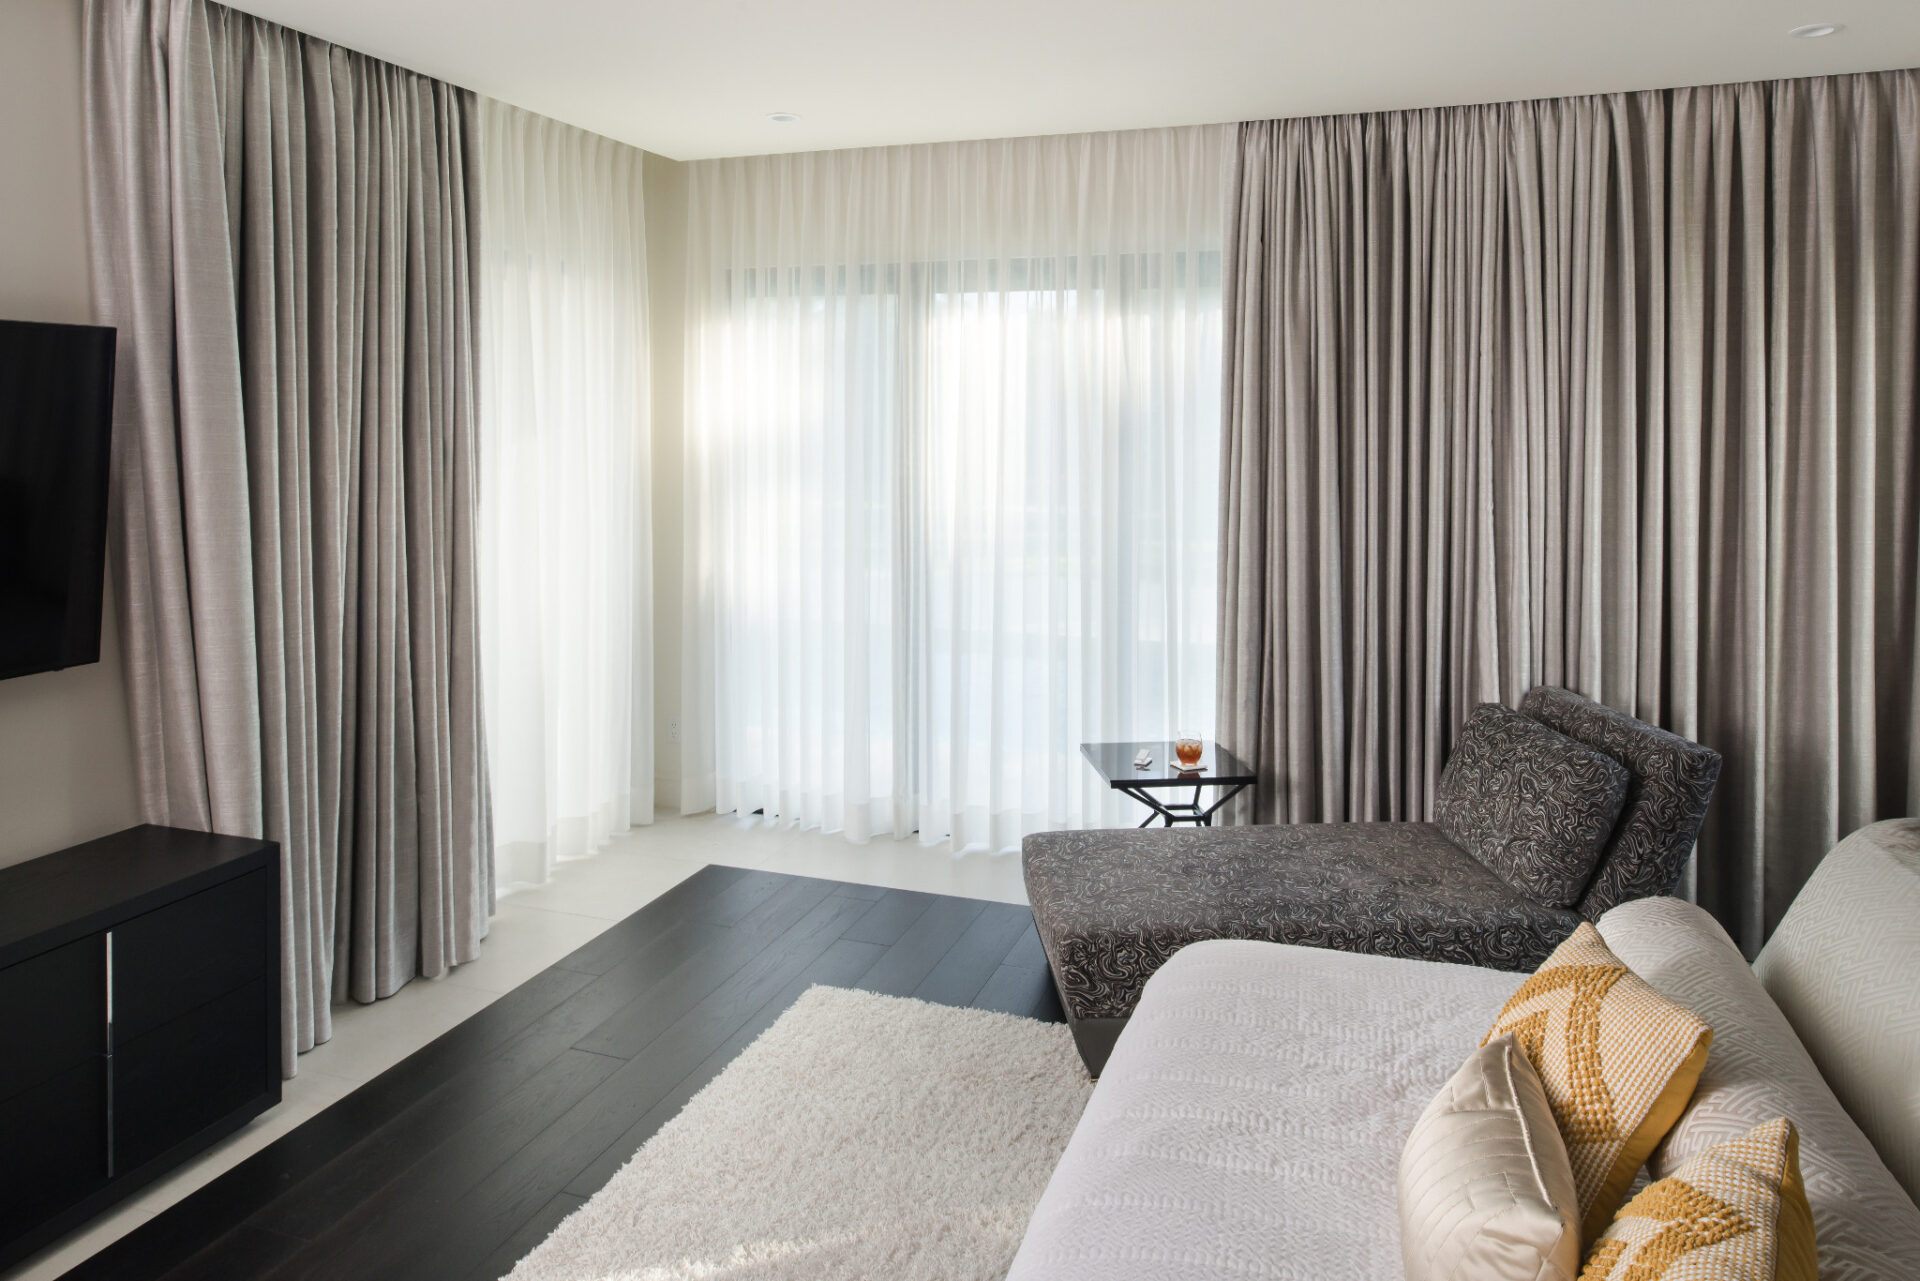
<box><xmin>0</xmin><ymin>0</ymin><xmax>143</xmax><ymax>867</ymax></box>
<box><xmin>643</xmin><ymin>151</ymin><xmax>689</xmax><ymax>813</ymax></box>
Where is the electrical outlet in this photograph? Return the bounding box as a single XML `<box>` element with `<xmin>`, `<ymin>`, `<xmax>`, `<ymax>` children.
<box><xmin>668</xmin><ymin>718</ymin><xmax>680</xmax><ymax>743</ymax></box>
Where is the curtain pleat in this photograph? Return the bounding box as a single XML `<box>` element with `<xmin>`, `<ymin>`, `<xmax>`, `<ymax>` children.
<box><xmin>84</xmin><ymin>0</ymin><xmax>492</xmax><ymax>1071</ymax></box>
<box><xmin>1220</xmin><ymin>71</ymin><xmax>1920</xmax><ymax>951</ymax></box>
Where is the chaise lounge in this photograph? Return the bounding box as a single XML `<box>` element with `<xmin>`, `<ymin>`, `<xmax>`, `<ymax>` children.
<box><xmin>1024</xmin><ymin>686</ymin><xmax>1723</xmax><ymax>1072</ymax></box>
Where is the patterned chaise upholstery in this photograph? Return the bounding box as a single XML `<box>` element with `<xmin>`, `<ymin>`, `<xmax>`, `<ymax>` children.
<box><xmin>1024</xmin><ymin>821</ymin><xmax>1581</xmax><ymax>1018</ymax></box>
<box><xmin>1025</xmin><ymin>687</ymin><xmax>1722</xmax><ymax>1072</ymax></box>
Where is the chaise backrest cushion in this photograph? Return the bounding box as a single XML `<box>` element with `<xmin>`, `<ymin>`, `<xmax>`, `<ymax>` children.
<box><xmin>1518</xmin><ymin>687</ymin><xmax>1722</xmax><ymax>920</ymax></box>
<box><xmin>1753</xmin><ymin>818</ymin><xmax>1920</xmax><ymax>1205</ymax></box>
<box><xmin>1434</xmin><ymin>703</ymin><xmax>1630</xmax><ymax>909</ymax></box>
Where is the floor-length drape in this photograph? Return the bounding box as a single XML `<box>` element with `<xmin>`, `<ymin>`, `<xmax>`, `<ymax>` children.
<box><xmin>1219</xmin><ymin>70</ymin><xmax>1920</xmax><ymax>952</ymax></box>
<box><xmin>477</xmin><ymin>100</ymin><xmax>651</xmax><ymax>891</ymax></box>
<box><xmin>85</xmin><ymin>0</ymin><xmax>492</xmax><ymax>1071</ymax></box>
<box><xmin>686</xmin><ymin>127</ymin><xmax>1231</xmax><ymax>850</ymax></box>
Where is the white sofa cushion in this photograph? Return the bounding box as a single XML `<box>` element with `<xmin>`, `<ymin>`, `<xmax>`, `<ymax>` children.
<box><xmin>1006</xmin><ymin>938</ymin><xmax>1518</xmax><ymax>1281</ymax></box>
<box><xmin>1753</xmin><ymin>817</ymin><xmax>1920</xmax><ymax>1202</ymax></box>
<box><xmin>1599</xmin><ymin>895</ymin><xmax>1920</xmax><ymax>1281</ymax></box>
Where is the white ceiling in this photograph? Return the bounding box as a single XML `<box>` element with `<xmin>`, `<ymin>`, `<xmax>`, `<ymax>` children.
<box><xmin>222</xmin><ymin>0</ymin><xmax>1920</xmax><ymax>160</ymax></box>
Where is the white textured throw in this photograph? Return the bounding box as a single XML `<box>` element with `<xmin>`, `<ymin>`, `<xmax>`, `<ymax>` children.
<box><xmin>506</xmin><ymin>986</ymin><xmax>1092</xmax><ymax>1281</ymax></box>
<box><xmin>1010</xmin><ymin>939</ymin><xmax>1521</xmax><ymax>1280</ymax></box>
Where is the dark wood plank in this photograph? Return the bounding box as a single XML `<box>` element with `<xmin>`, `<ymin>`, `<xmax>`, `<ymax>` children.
<box><xmin>342</xmin><ymin>965</ymin><xmax>599</xmax><ymax>1104</ymax></box>
<box><xmin>1002</xmin><ymin>917</ymin><xmax>1048</xmax><ymax>970</ymax></box>
<box><xmin>852</xmin><ymin>896</ymin><xmax>987</xmax><ymax>997</ymax></box>
<box><xmin>911</xmin><ymin>902</ymin><xmax>1035</xmax><ymax>1007</ymax></box>
<box><xmin>682</xmin><ymin>868</ymin><xmax>792</xmax><ymax>927</ymax></box>
<box><xmin>729</xmin><ymin>875</ymin><xmax>845</xmax><ymax>934</ymax></box>
<box><xmin>547</xmin><ymin>864</ymin><xmax>745</xmax><ymax>974</ymax></box>
<box><xmin>572</xmin><ymin>879</ymin><xmax>842</xmax><ymax>1059</ymax></box>
<box><xmin>152</xmin><ymin>1225</ymin><xmax>304</xmax><ymax>1281</ymax></box>
<box><xmin>838</xmin><ymin>888</ymin><xmax>937</xmax><ymax>946</ymax></box>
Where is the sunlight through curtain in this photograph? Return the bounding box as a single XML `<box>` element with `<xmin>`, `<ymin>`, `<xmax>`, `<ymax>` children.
<box><xmin>478</xmin><ymin>100</ymin><xmax>652</xmax><ymax>889</ymax></box>
<box><xmin>685</xmin><ymin>127</ymin><xmax>1232</xmax><ymax>851</ymax></box>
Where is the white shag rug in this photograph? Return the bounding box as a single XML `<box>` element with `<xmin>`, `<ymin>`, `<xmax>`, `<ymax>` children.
<box><xmin>506</xmin><ymin>985</ymin><xmax>1094</xmax><ymax>1281</ymax></box>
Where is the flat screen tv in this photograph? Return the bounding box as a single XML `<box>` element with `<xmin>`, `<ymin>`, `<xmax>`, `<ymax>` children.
<box><xmin>0</xmin><ymin>319</ymin><xmax>116</xmax><ymax>681</ymax></box>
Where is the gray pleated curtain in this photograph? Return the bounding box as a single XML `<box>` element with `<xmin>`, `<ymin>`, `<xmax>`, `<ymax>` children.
<box><xmin>1219</xmin><ymin>70</ymin><xmax>1919</xmax><ymax>953</ymax></box>
<box><xmin>84</xmin><ymin>0</ymin><xmax>492</xmax><ymax>1072</ymax></box>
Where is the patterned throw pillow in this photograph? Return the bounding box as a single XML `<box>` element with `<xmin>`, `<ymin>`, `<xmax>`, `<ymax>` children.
<box><xmin>1579</xmin><ymin>1118</ymin><xmax>1817</xmax><ymax>1280</ymax></box>
<box><xmin>1436</xmin><ymin>703</ymin><xmax>1632</xmax><ymax>908</ymax></box>
<box><xmin>1487</xmin><ymin>922</ymin><xmax>1713</xmax><ymax>1244</ymax></box>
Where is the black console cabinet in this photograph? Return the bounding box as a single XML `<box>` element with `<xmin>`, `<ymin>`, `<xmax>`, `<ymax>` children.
<box><xmin>0</xmin><ymin>825</ymin><xmax>279</xmax><ymax>1270</ymax></box>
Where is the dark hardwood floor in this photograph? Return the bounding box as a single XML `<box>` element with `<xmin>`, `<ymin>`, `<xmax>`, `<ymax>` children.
<box><xmin>58</xmin><ymin>865</ymin><xmax>1061</xmax><ymax>1281</ymax></box>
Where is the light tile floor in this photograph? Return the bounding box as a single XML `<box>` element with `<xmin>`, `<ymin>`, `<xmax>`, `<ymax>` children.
<box><xmin>4</xmin><ymin>813</ymin><xmax>1029</xmax><ymax>1281</ymax></box>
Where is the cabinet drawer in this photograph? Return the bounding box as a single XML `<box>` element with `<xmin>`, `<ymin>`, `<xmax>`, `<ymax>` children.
<box><xmin>0</xmin><ymin>1058</ymin><xmax>107</xmax><ymax>1245</ymax></box>
<box><xmin>113</xmin><ymin>978</ymin><xmax>272</xmax><ymax>1174</ymax></box>
<box><xmin>113</xmin><ymin>868</ymin><xmax>272</xmax><ymax>1042</ymax></box>
<box><xmin>0</xmin><ymin>935</ymin><xmax>105</xmax><ymax>1101</ymax></box>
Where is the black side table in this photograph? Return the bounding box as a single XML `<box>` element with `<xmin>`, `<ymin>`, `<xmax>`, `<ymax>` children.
<box><xmin>1080</xmin><ymin>740</ymin><xmax>1256</xmax><ymax>827</ymax></box>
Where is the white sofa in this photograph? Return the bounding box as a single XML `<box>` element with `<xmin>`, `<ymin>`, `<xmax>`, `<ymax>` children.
<box><xmin>1009</xmin><ymin>819</ymin><xmax>1920</xmax><ymax>1281</ymax></box>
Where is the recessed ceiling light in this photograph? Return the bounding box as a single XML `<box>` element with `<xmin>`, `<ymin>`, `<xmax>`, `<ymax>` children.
<box><xmin>1788</xmin><ymin>22</ymin><xmax>1842</xmax><ymax>38</ymax></box>
<box><xmin>767</xmin><ymin>111</ymin><xmax>801</xmax><ymax>123</ymax></box>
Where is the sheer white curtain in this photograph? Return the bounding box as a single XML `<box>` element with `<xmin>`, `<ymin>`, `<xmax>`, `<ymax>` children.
<box><xmin>478</xmin><ymin>100</ymin><xmax>652</xmax><ymax>889</ymax></box>
<box><xmin>684</xmin><ymin>126</ymin><xmax>1232</xmax><ymax>851</ymax></box>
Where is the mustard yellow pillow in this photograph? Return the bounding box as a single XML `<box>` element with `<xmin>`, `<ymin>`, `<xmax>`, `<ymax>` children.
<box><xmin>1487</xmin><ymin>922</ymin><xmax>1712</xmax><ymax>1243</ymax></box>
<box><xmin>1579</xmin><ymin>1117</ymin><xmax>1816</xmax><ymax>1280</ymax></box>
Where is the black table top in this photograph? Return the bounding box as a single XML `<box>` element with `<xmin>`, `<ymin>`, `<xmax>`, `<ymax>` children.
<box><xmin>1080</xmin><ymin>740</ymin><xmax>1256</xmax><ymax>789</ymax></box>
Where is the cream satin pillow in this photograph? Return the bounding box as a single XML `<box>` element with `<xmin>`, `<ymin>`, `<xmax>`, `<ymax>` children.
<box><xmin>1487</xmin><ymin>922</ymin><xmax>1712</xmax><ymax>1244</ymax></box>
<box><xmin>1400</xmin><ymin>1035</ymin><xmax>1581</xmax><ymax>1281</ymax></box>
<box><xmin>1580</xmin><ymin>1117</ymin><xmax>1817</xmax><ymax>1280</ymax></box>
